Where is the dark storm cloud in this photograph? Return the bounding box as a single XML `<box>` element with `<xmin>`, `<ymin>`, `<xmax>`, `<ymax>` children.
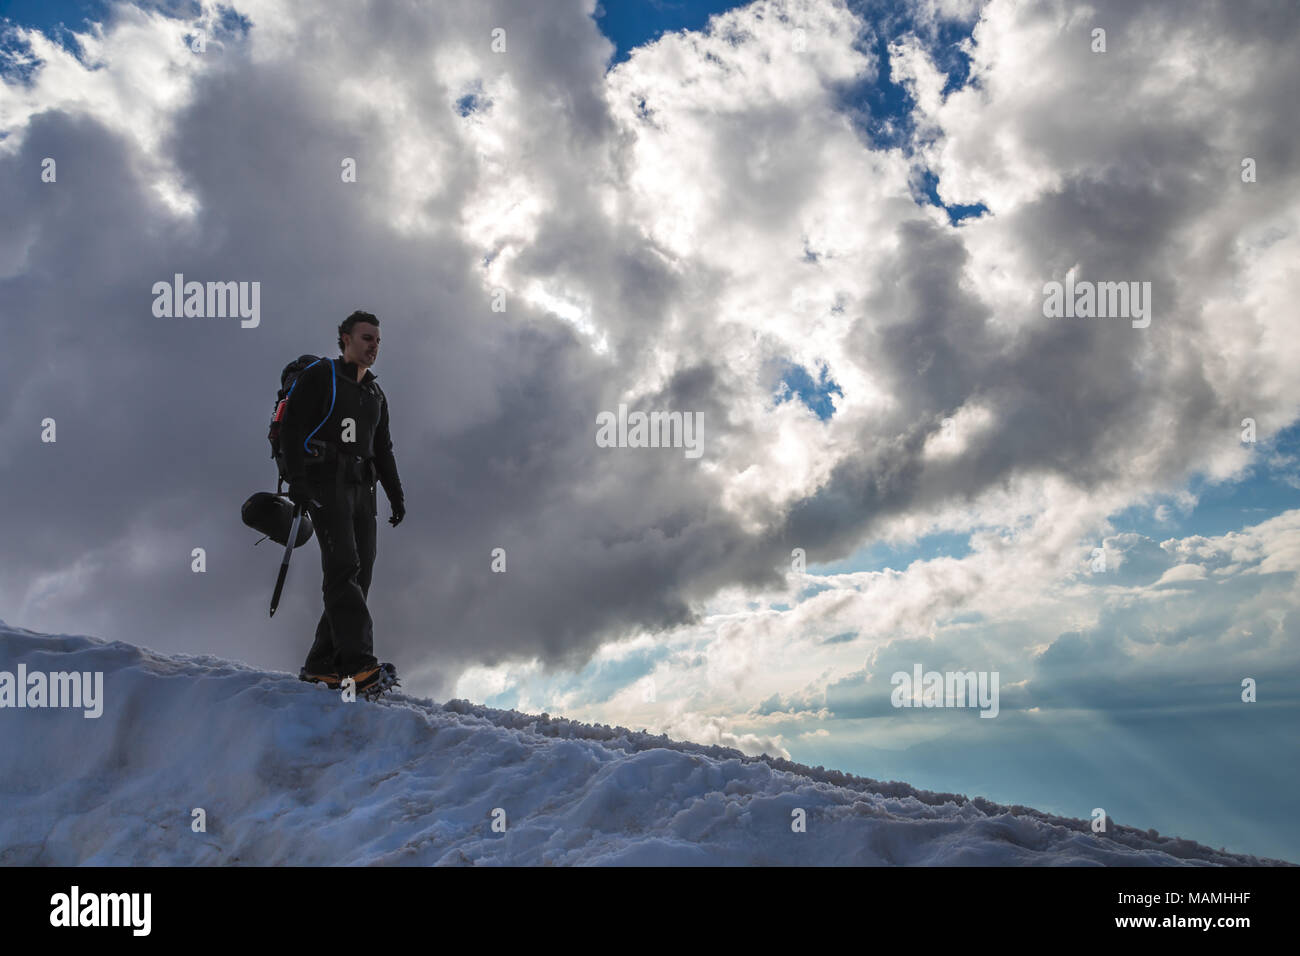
<box><xmin>0</xmin><ymin>0</ymin><xmax>775</xmax><ymax>697</ymax></box>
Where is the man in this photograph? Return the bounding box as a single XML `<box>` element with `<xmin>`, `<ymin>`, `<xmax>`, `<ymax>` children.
<box><xmin>277</xmin><ymin>310</ymin><xmax>406</xmax><ymax>696</ymax></box>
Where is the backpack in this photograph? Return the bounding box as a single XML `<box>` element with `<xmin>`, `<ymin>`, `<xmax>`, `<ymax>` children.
<box><xmin>267</xmin><ymin>354</ymin><xmax>334</xmax><ymax>486</ymax></box>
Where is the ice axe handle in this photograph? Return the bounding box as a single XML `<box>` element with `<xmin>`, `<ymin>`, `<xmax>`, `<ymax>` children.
<box><xmin>269</xmin><ymin>502</ymin><xmax>306</xmax><ymax>617</ymax></box>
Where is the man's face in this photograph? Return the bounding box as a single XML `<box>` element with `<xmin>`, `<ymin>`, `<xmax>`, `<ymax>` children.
<box><xmin>343</xmin><ymin>322</ymin><xmax>380</xmax><ymax>367</ymax></box>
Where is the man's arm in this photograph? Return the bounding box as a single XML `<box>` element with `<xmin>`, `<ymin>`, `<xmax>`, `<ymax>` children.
<box><xmin>373</xmin><ymin>388</ymin><xmax>404</xmax><ymax>505</ymax></box>
<box><xmin>279</xmin><ymin>361</ymin><xmax>329</xmax><ymax>481</ymax></box>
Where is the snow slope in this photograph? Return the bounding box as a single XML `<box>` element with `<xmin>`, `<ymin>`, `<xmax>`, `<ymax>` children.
<box><xmin>0</xmin><ymin>620</ymin><xmax>1289</xmax><ymax>866</ymax></box>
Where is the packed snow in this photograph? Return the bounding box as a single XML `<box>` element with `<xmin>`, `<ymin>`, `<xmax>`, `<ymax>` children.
<box><xmin>0</xmin><ymin>620</ymin><xmax>1286</xmax><ymax>866</ymax></box>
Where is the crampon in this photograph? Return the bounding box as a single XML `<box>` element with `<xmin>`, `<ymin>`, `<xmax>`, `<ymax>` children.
<box><xmin>352</xmin><ymin>662</ymin><xmax>399</xmax><ymax>701</ymax></box>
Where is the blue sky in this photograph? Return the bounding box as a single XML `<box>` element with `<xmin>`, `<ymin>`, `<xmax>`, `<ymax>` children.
<box><xmin>596</xmin><ymin>0</ymin><xmax>748</xmax><ymax>65</ymax></box>
<box><xmin>0</xmin><ymin>0</ymin><xmax>109</xmax><ymax>45</ymax></box>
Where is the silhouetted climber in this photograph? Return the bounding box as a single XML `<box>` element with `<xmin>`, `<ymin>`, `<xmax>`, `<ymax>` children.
<box><xmin>278</xmin><ymin>310</ymin><xmax>405</xmax><ymax>698</ymax></box>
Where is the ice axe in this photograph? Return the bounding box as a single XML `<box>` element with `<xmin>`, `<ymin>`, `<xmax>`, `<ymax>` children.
<box><xmin>269</xmin><ymin>501</ymin><xmax>308</xmax><ymax>617</ymax></box>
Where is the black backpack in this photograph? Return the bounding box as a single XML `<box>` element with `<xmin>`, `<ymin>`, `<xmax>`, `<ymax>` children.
<box><xmin>267</xmin><ymin>354</ymin><xmax>332</xmax><ymax>486</ymax></box>
<box><xmin>242</xmin><ymin>354</ymin><xmax>329</xmax><ymax>548</ymax></box>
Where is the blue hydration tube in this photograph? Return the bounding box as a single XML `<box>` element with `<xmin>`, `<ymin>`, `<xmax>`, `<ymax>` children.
<box><xmin>289</xmin><ymin>358</ymin><xmax>335</xmax><ymax>454</ymax></box>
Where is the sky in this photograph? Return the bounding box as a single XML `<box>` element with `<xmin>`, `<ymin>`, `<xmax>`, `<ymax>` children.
<box><xmin>1</xmin><ymin>0</ymin><xmax>1297</xmax><ymax>862</ymax></box>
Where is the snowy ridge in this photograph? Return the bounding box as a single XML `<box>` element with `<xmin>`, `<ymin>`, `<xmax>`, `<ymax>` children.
<box><xmin>0</xmin><ymin>621</ymin><xmax>1290</xmax><ymax>866</ymax></box>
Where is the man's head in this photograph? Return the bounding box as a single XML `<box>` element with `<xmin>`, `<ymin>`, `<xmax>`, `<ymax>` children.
<box><xmin>339</xmin><ymin>310</ymin><xmax>380</xmax><ymax>369</ymax></box>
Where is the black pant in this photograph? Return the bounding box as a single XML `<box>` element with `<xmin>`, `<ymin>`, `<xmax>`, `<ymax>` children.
<box><xmin>301</xmin><ymin>459</ymin><xmax>380</xmax><ymax>676</ymax></box>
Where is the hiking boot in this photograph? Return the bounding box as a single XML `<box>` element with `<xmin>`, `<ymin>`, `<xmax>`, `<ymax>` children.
<box><xmin>345</xmin><ymin>662</ymin><xmax>399</xmax><ymax>699</ymax></box>
<box><xmin>298</xmin><ymin>667</ymin><xmax>342</xmax><ymax>689</ymax></box>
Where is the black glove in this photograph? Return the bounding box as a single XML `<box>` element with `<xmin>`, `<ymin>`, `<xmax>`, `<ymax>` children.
<box><xmin>287</xmin><ymin>479</ymin><xmax>318</xmax><ymax>510</ymax></box>
<box><xmin>388</xmin><ymin>498</ymin><xmax>405</xmax><ymax>527</ymax></box>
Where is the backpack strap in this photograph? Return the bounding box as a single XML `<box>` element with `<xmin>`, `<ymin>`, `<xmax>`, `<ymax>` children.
<box><xmin>276</xmin><ymin>359</ymin><xmax>336</xmax><ymax>494</ymax></box>
<box><xmin>288</xmin><ymin>358</ymin><xmax>336</xmax><ymax>455</ymax></box>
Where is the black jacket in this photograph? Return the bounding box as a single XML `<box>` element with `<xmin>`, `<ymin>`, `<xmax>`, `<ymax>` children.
<box><xmin>279</xmin><ymin>356</ymin><xmax>404</xmax><ymax>505</ymax></box>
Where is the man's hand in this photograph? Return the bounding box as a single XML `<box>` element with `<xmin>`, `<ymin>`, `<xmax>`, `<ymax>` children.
<box><xmin>389</xmin><ymin>498</ymin><xmax>405</xmax><ymax>527</ymax></box>
<box><xmin>287</xmin><ymin>478</ymin><xmax>319</xmax><ymax>510</ymax></box>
